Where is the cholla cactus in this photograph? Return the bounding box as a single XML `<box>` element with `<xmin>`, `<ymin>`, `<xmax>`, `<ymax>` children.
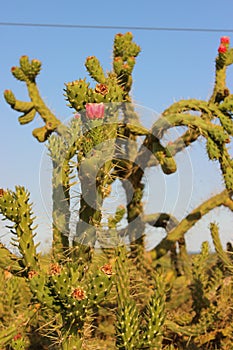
<box><xmin>1</xmin><ymin>33</ymin><xmax>233</xmax><ymax>348</ymax></box>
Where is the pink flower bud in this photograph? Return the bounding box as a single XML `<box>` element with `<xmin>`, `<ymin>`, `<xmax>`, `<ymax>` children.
<box><xmin>86</xmin><ymin>103</ymin><xmax>105</xmax><ymax>120</ymax></box>
<box><xmin>220</xmin><ymin>36</ymin><xmax>230</xmax><ymax>44</ymax></box>
<box><xmin>218</xmin><ymin>44</ymin><xmax>227</xmax><ymax>54</ymax></box>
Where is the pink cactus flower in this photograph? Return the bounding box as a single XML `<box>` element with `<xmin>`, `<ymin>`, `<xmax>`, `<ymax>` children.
<box><xmin>86</xmin><ymin>103</ymin><xmax>105</xmax><ymax>120</ymax></box>
<box><xmin>218</xmin><ymin>44</ymin><xmax>227</xmax><ymax>54</ymax></box>
<box><xmin>220</xmin><ymin>36</ymin><xmax>230</xmax><ymax>44</ymax></box>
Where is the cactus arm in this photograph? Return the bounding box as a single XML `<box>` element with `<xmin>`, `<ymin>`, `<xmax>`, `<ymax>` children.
<box><xmin>177</xmin><ymin>236</ymin><xmax>192</xmax><ymax>277</ymax></box>
<box><xmin>142</xmin><ymin>274</ymin><xmax>166</xmax><ymax>348</ymax></box>
<box><xmin>134</xmin><ymin>113</ymin><xmax>203</xmax><ymax>177</ymax></box>
<box><xmin>48</xmin><ymin>137</ymin><xmax>71</xmax><ymax>261</ymax></box>
<box><xmin>135</xmin><ymin>112</ymin><xmax>231</xmax><ymax>192</ymax></box>
<box><xmin>151</xmin><ymin>113</ymin><xmax>229</xmax><ymax>142</ymax></box>
<box><xmin>85</xmin><ymin>55</ymin><xmax>106</xmax><ymax>83</ymax></box>
<box><xmin>26</xmin><ymin>80</ymin><xmax>60</xmax><ymax>126</ymax></box>
<box><xmin>143</xmin><ymin>212</ymin><xmax>179</xmax><ymax>231</ymax></box>
<box><xmin>47</xmin><ymin>119</ymin><xmax>83</xmax><ymax>261</ymax></box>
<box><xmin>51</xmin><ymin>159</ymin><xmax>70</xmax><ymax>261</ymax></box>
<box><xmin>4</xmin><ymin>56</ymin><xmax>62</xmax><ymax>142</ymax></box>
<box><xmin>151</xmin><ymin>189</ymin><xmax>232</xmax><ymax>259</ymax></box>
<box><xmin>163</xmin><ymin>99</ymin><xmax>223</xmax><ymax>119</ymax></box>
<box><xmin>113</xmin><ymin>32</ymin><xmax>141</xmax><ymax>99</ymax></box>
<box><xmin>209</xmin><ymin>47</ymin><xmax>233</xmax><ymax>104</ymax></box>
<box><xmin>147</xmin><ymin>98</ymin><xmax>232</xmax><ymax>165</ymax></box>
<box><xmin>115</xmin><ymin>247</ymin><xmax>141</xmax><ymax>349</ymax></box>
<box><xmin>0</xmin><ymin>187</ymin><xmax>40</xmax><ymax>273</ymax></box>
<box><xmin>218</xmin><ymin>146</ymin><xmax>233</xmax><ymax>191</ymax></box>
<box><xmin>210</xmin><ymin>222</ymin><xmax>233</xmax><ymax>273</ymax></box>
<box><xmin>4</xmin><ymin>90</ymin><xmax>34</xmax><ymax>112</ymax></box>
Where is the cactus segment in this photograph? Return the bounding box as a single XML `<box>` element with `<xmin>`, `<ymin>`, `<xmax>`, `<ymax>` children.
<box><xmin>85</xmin><ymin>56</ymin><xmax>106</xmax><ymax>83</ymax></box>
<box><xmin>0</xmin><ymin>187</ymin><xmax>40</xmax><ymax>271</ymax></box>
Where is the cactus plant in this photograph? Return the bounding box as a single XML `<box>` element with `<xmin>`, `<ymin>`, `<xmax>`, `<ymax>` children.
<box><xmin>1</xmin><ymin>33</ymin><xmax>233</xmax><ymax>348</ymax></box>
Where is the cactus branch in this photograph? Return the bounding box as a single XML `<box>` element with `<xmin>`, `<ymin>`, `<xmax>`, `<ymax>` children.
<box><xmin>0</xmin><ymin>187</ymin><xmax>40</xmax><ymax>272</ymax></box>
<box><xmin>4</xmin><ymin>56</ymin><xmax>62</xmax><ymax>142</ymax></box>
<box><xmin>151</xmin><ymin>189</ymin><xmax>233</xmax><ymax>259</ymax></box>
<box><xmin>210</xmin><ymin>222</ymin><xmax>233</xmax><ymax>273</ymax></box>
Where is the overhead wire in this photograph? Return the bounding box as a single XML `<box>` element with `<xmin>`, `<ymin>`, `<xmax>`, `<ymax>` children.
<box><xmin>0</xmin><ymin>22</ymin><xmax>233</xmax><ymax>33</ymax></box>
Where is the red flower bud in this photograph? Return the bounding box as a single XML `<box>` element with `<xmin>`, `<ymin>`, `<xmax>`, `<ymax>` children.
<box><xmin>220</xmin><ymin>36</ymin><xmax>230</xmax><ymax>44</ymax></box>
<box><xmin>218</xmin><ymin>44</ymin><xmax>227</xmax><ymax>54</ymax></box>
<box><xmin>86</xmin><ymin>103</ymin><xmax>105</xmax><ymax>120</ymax></box>
<box><xmin>13</xmin><ymin>333</ymin><xmax>22</xmax><ymax>341</ymax></box>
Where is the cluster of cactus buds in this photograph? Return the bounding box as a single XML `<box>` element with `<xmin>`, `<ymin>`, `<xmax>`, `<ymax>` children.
<box><xmin>218</xmin><ymin>36</ymin><xmax>230</xmax><ymax>53</ymax></box>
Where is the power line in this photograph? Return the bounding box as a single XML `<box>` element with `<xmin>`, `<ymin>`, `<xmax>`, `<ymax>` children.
<box><xmin>0</xmin><ymin>21</ymin><xmax>233</xmax><ymax>33</ymax></box>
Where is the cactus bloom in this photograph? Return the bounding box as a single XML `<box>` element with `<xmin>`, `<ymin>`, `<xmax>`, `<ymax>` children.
<box><xmin>72</xmin><ymin>287</ymin><xmax>86</xmax><ymax>300</ymax></box>
<box><xmin>49</xmin><ymin>263</ymin><xmax>61</xmax><ymax>275</ymax></box>
<box><xmin>100</xmin><ymin>263</ymin><xmax>113</xmax><ymax>276</ymax></box>
<box><xmin>95</xmin><ymin>83</ymin><xmax>108</xmax><ymax>96</ymax></box>
<box><xmin>220</xmin><ymin>36</ymin><xmax>230</xmax><ymax>44</ymax></box>
<box><xmin>218</xmin><ymin>44</ymin><xmax>227</xmax><ymax>53</ymax></box>
<box><xmin>86</xmin><ymin>103</ymin><xmax>105</xmax><ymax>120</ymax></box>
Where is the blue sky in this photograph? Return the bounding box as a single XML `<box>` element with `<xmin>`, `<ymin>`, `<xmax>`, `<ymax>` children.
<box><xmin>1</xmin><ymin>0</ymin><xmax>233</xmax><ymax>252</ymax></box>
